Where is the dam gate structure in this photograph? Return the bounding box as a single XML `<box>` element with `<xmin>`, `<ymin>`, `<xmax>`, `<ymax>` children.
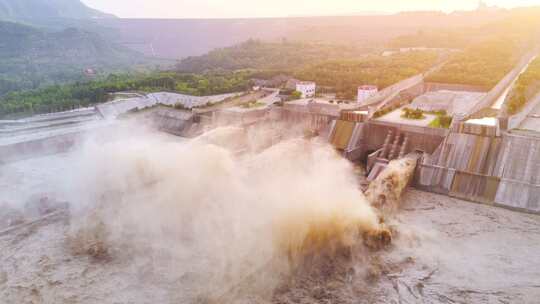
<box><xmin>3</xmin><ymin>54</ymin><xmax>540</xmax><ymax>214</ymax></box>
<box><xmin>325</xmin><ymin>52</ymin><xmax>540</xmax><ymax>214</ymax></box>
<box><xmin>328</xmin><ymin>113</ymin><xmax>540</xmax><ymax>214</ymax></box>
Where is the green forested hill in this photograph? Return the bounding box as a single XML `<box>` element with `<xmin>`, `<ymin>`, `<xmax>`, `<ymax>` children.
<box><xmin>391</xmin><ymin>8</ymin><xmax>540</xmax><ymax>90</ymax></box>
<box><xmin>506</xmin><ymin>57</ymin><xmax>540</xmax><ymax>114</ymax></box>
<box><xmin>425</xmin><ymin>38</ymin><xmax>522</xmax><ymax>89</ymax></box>
<box><xmin>295</xmin><ymin>51</ymin><xmax>440</xmax><ymax>99</ymax></box>
<box><xmin>176</xmin><ymin>40</ymin><xmax>371</xmax><ymax>73</ymax></box>
<box><xmin>0</xmin><ymin>21</ymin><xmax>152</xmax><ymax>96</ymax></box>
<box><xmin>0</xmin><ymin>72</ymin><xmax>250</xmax><ymax>117</ymax></box>
<box><xmin>177</xmin><ymin>39</ymin><xmax>440</xmax><ymax>99</ymax></box>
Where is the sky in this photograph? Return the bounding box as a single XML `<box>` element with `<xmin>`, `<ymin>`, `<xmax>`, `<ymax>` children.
<box><xmin>82</xmin><ymin>0</ymin><xmax>540</xmax><ymax>18</ymax></box>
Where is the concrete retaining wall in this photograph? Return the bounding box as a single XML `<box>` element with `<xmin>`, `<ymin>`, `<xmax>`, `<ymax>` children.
<box><xmin>413</xmin><ymin>129</ymin><xmax>540</xmax><ymax>214</ymax></box>
<box><xmin>149</xmin><ymin>108</ymin><xmax>194</xmax><ymax>136</ymax></box>
<box><xmin>96</xmin><ymin>92</ymin><xmax>242</xmax><ymax>119</ymax></box>
<box><xmin>214</xmin><ymin>108</ymin><xmax>270</xmax><ymax>126</ymax></box>
<box><xmin>466</xmin><ymin>51</ymin><xmax>538</xmax><ymax>118</ymax></box>
<box><xmin>0</xmin><ymin>132</ymin><xmax>78</xmax><ymax>163</ymax></box>
<box><xmin>494</xmin><ymin>133</ymin><xmax>540</xmax><ymax>212</ymax></box>
<box><xmin>508</xmin><ymin>91</ymin><xmax>540</xmax><ymax>130</ymax></box>
<box><xmin>364</xmin><ymin>60</ymin><xmax>451</xmax><ymax>115</ymax></box>
<box><xmin>338</xmin><ymin>121</ymin><xmax>446</xmax><ymax>161</ymax></box>
<box><xmin>370</xmin><ymin>81</ymin><xmax>425</xmax><ymax>117</ymax></box>
<box><xmin>423</xmin><ymin>82</ymin><xmax>487</xmax><ymax>93</ymax></box>
<box><xmin>360</xmin><ymin>74</ymin><xmax>424</xmax><ymax>110</ymax></box>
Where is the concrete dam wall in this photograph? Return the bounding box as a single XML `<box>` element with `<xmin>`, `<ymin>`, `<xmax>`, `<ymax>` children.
<box><xmin>0</xmin><ymin>92</ymin><xmax>243</xmax><ymax>163</ymax></box>
<box><xmin>96</xmin><ymin>92</ymin><xmax>242</xmax><ymax>119</ymax></box>
<box><xmin>415</xmin><ymin>131</ymin><xmax>503</xmax><ymax>203</ymax></box>
<box><xmin>325</xmin><ymin>58</ymin><xmax>540</xmax><ymax>214</ymax></box>
<box><xmin>414</xmin><ymin>130</ymin><xmax>540</xmax><ymax>213</ymax></box>
<box><xmin>327</xmin><ymin>111</ymin><xmax>540</xmax><ymax>213</ymax></box>
<box><xmin>328</xmin><ymin>119</ymin><xmax>447</xmax><ymax>163</ymax></box>
<box><xmin>148</xmin><ymin>107</ymin><xmax>198</xmax><ymax>137</ymax></box>
<box><xmin>495</xmin><ymin>134</ymin><xmax>540</xmax><ymax>212</ymax></box>
<box><xmin>0</xmin><ymin>109</ymin><xmax>110</xmax><ymax>163</ymax></box>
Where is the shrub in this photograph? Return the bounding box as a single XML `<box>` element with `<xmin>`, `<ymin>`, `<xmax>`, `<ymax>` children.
<box><xmin>401</xmin><ymin>107</ymin><xmax>425</xmax><ymax>119</ymax></box>
<box><xmin>429</xmin><ymin>114</ymin><xmax>453</xmax><ymax>129</ymax></box>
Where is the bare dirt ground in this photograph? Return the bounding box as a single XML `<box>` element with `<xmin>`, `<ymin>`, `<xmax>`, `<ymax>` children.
<box><xmin>1</xmin><ymin>154</ymin><xmax>540</xmax><ymax>304</ymax></box>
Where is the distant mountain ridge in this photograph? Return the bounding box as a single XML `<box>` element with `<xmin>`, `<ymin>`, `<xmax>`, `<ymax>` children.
<box><xmin>98</xmin><ymin>9</ymin><xmax>513</xmax><ymax>59</ymax></box>
<box><xmin>0</xmin><ymin>0</ymin><xmax>115</xmax><ymax>21</ymax></box>
<box><xmin>0</xmin><ymin>20</ymin><xmax>150</xmax><ymax>96</ymax></box>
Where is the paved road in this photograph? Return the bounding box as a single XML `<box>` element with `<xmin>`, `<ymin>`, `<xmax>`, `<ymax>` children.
<box><xmin>193</xmin><ymin>91</ymin><xmax>267</xmax><ymax>114</ymax></box>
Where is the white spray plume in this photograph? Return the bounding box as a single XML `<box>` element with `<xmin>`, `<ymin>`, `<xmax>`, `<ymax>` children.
<box><xmin>66</xmin><ymin>122</ymin><xmax>381</xmax><ymax>298</ymax></box>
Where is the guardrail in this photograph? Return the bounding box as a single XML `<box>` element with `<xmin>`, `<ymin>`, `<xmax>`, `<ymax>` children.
<box><xmin>365</xmin><ymin>60</ymin><xmax>449</xmax><ymax>117</ymax></box>
<box><xmin>369</xmin><ymin>120</ymin><xmax>449</xmax><ymax>137</ymax></box>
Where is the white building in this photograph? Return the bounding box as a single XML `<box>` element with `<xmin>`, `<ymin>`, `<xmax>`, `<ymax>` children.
<box><xmin>357</xmin><ymin>85</ymin><xmax>378</xmax><ymax>104</ymax></box>
<box><xmin>296</xmin><ymin>81</ymin><xmax>316</xmax><ymax>98</ymax></box>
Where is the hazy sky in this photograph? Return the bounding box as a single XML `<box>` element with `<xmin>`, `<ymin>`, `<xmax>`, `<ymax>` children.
<box><xmin>82</xmin><ymin>0</ymin><xmax>540</xmax><ymax>18</ymax></box>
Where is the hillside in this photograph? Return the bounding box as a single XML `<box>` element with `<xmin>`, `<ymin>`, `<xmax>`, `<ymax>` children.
<box><xmin>425</xmin><ymin>38</ymin><xmax>522</xmax><ymax>89</ymax></box>
<box><xmin>0</xmin><ymin>0</ymin><xmax>114</xmax><ymax>21</ymax></box>
<box><xmin>177</xmin><ymin>39</ymin><xmax>440</xmax><ymax>99</ymax></box>
<box><xmin>505</xmin><ymin>56</ymin><xmax>540</xmax><ymax>115</ymax></box>
<box><xmin>0</xmin><ymin>71</ymin><xmax>250</xmax><ymax>117</ymax></box>
<box><xmin>389</xmin><ymin>7</ymin><xmax>540</xmax><ymax>49</ymax></box>
<box><xmin>0</xmin><ymin>21</ymin><xmax>151</xmax><ymax>96</ymax></box>
<box><xmin>295</xmin><ymin>51</ymin><xmax>440</xmax><ymax>99</ymax></box>
<box><xmin>177</xmin><ymin>40</ymin><xmax>371</xmax><ymax>73</ymax></box>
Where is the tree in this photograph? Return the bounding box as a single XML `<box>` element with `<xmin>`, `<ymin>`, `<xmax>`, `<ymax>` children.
<box><xmin>0</xmin><ymin>71</ymin><xmax>251</xmax><ymax>117</ymax></box>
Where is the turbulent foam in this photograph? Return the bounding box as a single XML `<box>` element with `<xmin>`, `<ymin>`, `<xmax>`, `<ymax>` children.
<box><xmin>365</xmin><ymin>154</ymin><xmax>419</xmax><ymax>215</ymax></box>
<box><xmin>67</xmin><ymin>124</ymin><xmax>381</xmax><ymax>291</ymax></box>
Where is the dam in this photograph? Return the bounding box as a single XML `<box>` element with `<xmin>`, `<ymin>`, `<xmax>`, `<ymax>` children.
<box><xmin>2</xmin><ymin>57</ymin><xmax>540</xmax><ymax>304</ymax></box>
<box><xmin>321</xmin><ymin>50</ymin><xmax>540</xmax><ymax>214</ymax></box>
<box><xmin>0</xmin><ymin>91</ymin><xmax>248</xmax><ymax>162</ymax></box>
<box><xmin>2</xmin><ymin>54</ymin><xmax>540</xmax><ymax>215</ymax></box>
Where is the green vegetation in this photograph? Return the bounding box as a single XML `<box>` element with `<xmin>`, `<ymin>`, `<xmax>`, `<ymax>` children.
<box><xmin>401</xmin><ymin>107</ymin><xmax>426</xmax><ymax>120</ymax></box>
<box><xmin>177</xmin><ymin>39</ymin><xmax>369</xmax><ymax>73</ymax></box>
<box><xmin>295</xmin><ymin>51</ymin><xmax>439</xmax><ymax>99</ymax></box>
<box><xmin>6</xmin><ymin>7</ymin><xmax>540</xmax><ymax>119</ymax></box>
<box><xmin>176</xmin><ymin>10</ymin><xmax>540</xmax><ymax>100</ymax></box>
<box><xmin>506</xmin><ymin>57</ymin><xmax>540</xmax><ymax>115</ymax></box>
<box><xmin>179</xmin><ymin>40</ymin><xmax>439</xmax><ymax>100</ymax></box>
<box><xmin>0</xmin><ymin>72</ymin><xmax>250</xmax><ymax>117</ymax></box>
<box><xmin>388</xmin><ymin>30</ymin><xmax>472</xmax><ymax>49</ymax></box>
<box><xmin>416</xmin><ymin>8</ymin><xmax>540</xmax><ymax>91</ymax></box>
<box><xmin>399</xmin><ymin>107</ymin><xmax>453</xmax><ymax>128</ymax></box>
<box><xmin>424</xmin><ymin>109</ymin><xmax>448</xmax><ymax>116</ymax></box>
<box><xmin>429</xmin><ymin>114</ymin><xmax>453</xmax><ymax>129</ymax></box>
<box><xmin>0</xmin><ymin>21</ymin><xmax>157</xmax><ymax>97</ymax></box>
<box><xmin>290</xmin><ymin>91</ymin><xmax>302</xmax><ymax>100</ymax></box>
<box><xmin>426</xmin><ymin>38</ymin><xmax>522</xmax><ymax>89</ymax></box>
<box><xmin>389</xmin><ymin>8</ymin><xmax>540</xmax><ymax>50</ymax></box>
<box><xmin>241</xmin><ymin>100</ymin><xmax>265</xmax><ymax>109</ymax></box>
<box><xmin>373</xmin><ymin>104</ymin><xmax>400</xmax><ymax>118</ymax></box>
